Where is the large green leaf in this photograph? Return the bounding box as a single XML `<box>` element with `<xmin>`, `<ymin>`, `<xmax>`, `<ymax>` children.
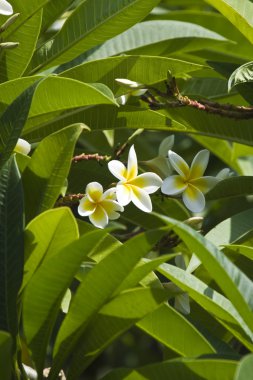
<box><xmin>159</xmin><ymin>216</ymin><xmax>253</xmax><ymax>335</ymax></box>
<box><xmin>206</xmin><ymin>208</ymin><xmax>253</xmax><ymax>247</ymax></box>
<box><xmin>22</xmin><ymin>123</ymin><xmax>83</xmax><ymax>222</ymax></box>
<box><xmin>206</xmin><ymin>177</ymin><xmax>253</xmax><ymax>200</ymax></box>
<box><xmin>67</xmin><ymin>287</ymin><xmax>170</xmax><ymax>379</ymax></box>
<box><xmin>0</xmin><ymin>79</ymin><xmax>41</xmax><ymax>168</ymax></box>
<box><xmin>138</xmin><ymin>303</ymin><xmax>216</xmax><ymax>356</ymax></box>
<box><xmin>49</xmin><ymin>228</ymin><xmax>168</xmax><ymax>380</ymax></box>
<box><xmin>29</xmin><ymin>0</ymin><xmax>161</xmax><ymax>73</ymax></box>
<box><xmin>0</xmin><ymin>10</ymin><xmax>42</xmax><ymax>82</ymax></box>
<box><xmin>102</xmin><ymin>357</ymin><xmax>237</xmax><ymax>380</ymax></box>
<box><xmin>75</xmin><ymin>20</ymin><xmax>227</xmax><ymax>64</ymax></box>
<box><xmin>234</xmin><ymin>353</ymin><xmax>253</xmax><ymax>380</ymax></box>
<box><xmin>23</xmin><ymin>207</ymin><xmax>79</xmax><ymax>290</ymax></box>
<box><xmin>61</xmin><ymin>55</ymin><xmax>205</xmax><ymax>94</ymax></box>
<box><xmin>23</xmin><ymin>229</ymin><xmax>107</xmax><ymax>376</ymax></box>
<box><xmin>204</xmin><ymin>0</ymin><xmax>253</xmax><ymax>44</ymax></box>
<box><xmin>0</xmin><ymin>331</ymin><xmax>12</xmax><ymax>380</ymax></box>
<box><xmin>40</xmin><ymin>0</ymin><xmax>74</xmax><ymax>34</ymax></box>
<box><xmin>227</xmin><ymin>61</ymin><xmax>253</xmax><ymax>104</ymax></box>
<box><xmin>0</xmin><ymin>156</ymin><xmax>23</xmax><ymax>338</ymax></box>
<box><xmin>157</xmin><ymin>263</ymin><xmax>253</xmax><ymax>350</ymax></box>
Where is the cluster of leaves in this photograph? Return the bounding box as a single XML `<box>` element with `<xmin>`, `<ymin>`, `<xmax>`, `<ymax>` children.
<box><xmin>1</xmin><ymin>0</ymin><xmax>253</xmax><ymax>379</ymax></box>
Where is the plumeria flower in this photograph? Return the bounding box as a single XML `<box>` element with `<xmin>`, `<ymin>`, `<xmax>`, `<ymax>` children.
<box><xmin>0</xmin><ymin>0</ymin><xmax>13</xmax><ymax>15</ymax></box>
<box><xmin>161</xmin><ymin>149</ymin><xmax>219</xmax><ymax>213</ymax></box>
<box><xmin>115</xmin><ymin>78</ymin><xmax>147</xmax><ymax>105</ymax></box>
<box><xmin>78</xmin><ymin>182</ymin><xmax>124</xmax><ymax>229</ymax></box>
<box><xmin>14</xmin><ymin>138</ymin><xmax>31</xmax><ymax>155</ymax></box>
<box><xmin>108</xmin><ymin>145</ymin><xmax>162</xmax><ymax>212</ymax></box>
<box><xmin>216</xmin><ymin>167</ymin><xmax>231</xmax><ymax>180</ymax></box>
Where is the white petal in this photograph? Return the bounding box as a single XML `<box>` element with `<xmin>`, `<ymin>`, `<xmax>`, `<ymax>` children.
<box><xmin>108</xmin><ymin>160</ymin><xmax>127</xmax><ymax>181</ymax></box>
<box><xmin>102</xmin><ymin>187</ymin><xmax>117</xmax><ymax>200</ymax></box>
<box><xmin>14</xmin><ymin>138</ymin><xmax>31</xmax><ymax>155</ymax></box>
<box><xmin>0</xmin><ymin>0</ymin><xmax>13</xmax><ymax>15</ymax></box>
<box><xmin>115</xmin><ymin>78</ymin><xmax>141</xmax><ymax>88</ymax></box>
<box><xmin>131</xmin><ymin>88</ymin><xmax>147</xmax><ymax>96</ymax></box>
<box><xmin>127</xmin><ymin>145</ymin><xmax>138</xmax><ymax>180</ymax></box>
<box><xmin>168</xmin><ymin>150</ymin><xmax>189</xmax><ymax>179</ymax></box>
<box><xmin>216</xmin><ymin>168</ymin><xmax>231</xmax><ymax>180</ymax></box>
<box><xmin>116</xmin><ymin>94</ymin><xmax>129</xmax><ymax>105</ymax></box>
<box><xmin>190</xmin><ymin>176</ymin><xmax>219</xmax><ymax>194</ymax></box>
<box><xmin>161</xmin><ymin>175</ymin><xmax>187</xmax><ymax>196</ymax></box>
<box><xmin>189</xmin><ymin>150</ymin><xmax>209</xmax><ymax>179</ymax></box>
<box><xmin>78</xmin><ymin>197</ymin><xmax>96</xmax><ymax>216</ymax></box>
<box><xmin>116</xmin><ymin>184</ymin><xmax>132</xmax><ymax>206</ymax></box>
<box><xmin>89</xmin><ymin>205</ymin><xmax>108</xmax><ymax>229</ymax></box>
<box><xmin>101</xmin><ymin>200</ymin><xmax>124</xmax><ymax>220</ymax></box>
<box><xmin>182</xmin><ymin>185</ymin><xmax>205</xmax><ymax>213</ymax></box>
<box><xmin>158</xmin><ymin>135</ymin><xmax>175</xmax><ymax>156</ymax></box>
<box><xmin>131</xmin><ymin>186</ymin><xmax>152</xmax><ymax>212</ymax></box>
<box><xmin>129</xmin><ymin>172</ymin><xmax>162</xmax><ymax>194</ymax></box>
<box><xmin>86</xmin><ymin>182</ymin><xmax>103</xmax><ymax>202</ymax></box>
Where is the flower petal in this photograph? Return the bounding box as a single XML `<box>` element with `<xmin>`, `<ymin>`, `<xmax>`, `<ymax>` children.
<box><xmin>127</xmin><ymin>145</ymin><xmax>138</xmax><ymax>180</ymax></box>
<box><xmin>216</xmin><ymin>168</ymin><xmax>231</xmax><ymax>180</ymax></box>
<box><xmin>108</xmin><ymin>160</ymin><xmax>127</xmax><ymax>181</ymax></box>
<box><xmin>0</xmin><ymin>0</ymin><xmax>13</xmax><ymax>15</ymax></box>
<box><xmin>129</xmin><ymin>172</ymin><xmax>162</xmax><ymax>194</ymax></box>
<box><xmin>115</xmin><ymin>78</ymin><xmax>141</xmax><ymax>88</ymax></box>
<box><xmin>102</xmin><ymin>187</ymin><xmax>117</xmax><ymax>200</ymax></box>
<box><xmin>182</xmin><ymin>185</ymin><xmax>205</xmax><ymax>213</ymax></box>
<box><xmin>116</xmin><ymin>184</ymin><xmax>132</xmax><ymax>206</ymax></box>
<box><xmin>131</xmin><ymin>88</ymin><xmax>147</xmax><ymax>96</ymax></box>
<box><xmin>161</xmin><ymin>175</ymin><xmax>187</xmax><ymax>195</ymax></box>
<box><xmin>78</xmin><ymin>196</ymin><xmax>96</xmax><ymax>216</ymax></box>
<box><xmin>101</xmin><ymin>200</ymin><xmax>124</xmax><ymax>220</ymax></box>
<box><xmin>14</xmin><ymin>138</ymin><xmax>31</xmax><ymax>155</ymax></box>
<box><xmin>189</xmin><ymin>149</ymin><xmax>209</xmax><ymax>179</ymax></box>
<box><xmin>158</xmin><ymin>135</ymin><xmax>175</xmax><ymax>156</ymax></box>
<box><xmin>168</xmin><ymin>150</ymin><xmax>189</xmax><ymax>179</ymax></box>
<box><xmin>131</xmin><ymin>186</ymin><xmax>152</xmax><ymax>212</ymax></box>
<box><xmin>190</xmin><ymin>176</ymin><xmax>219</xmax><ymax>194</ymax></box>
<box><xmin>116</xmin><ymin>94</ymin><xmax>130</xmax><ymax>105</ymax></box>
<box><xmin>89</xmin><ymin>205</ymin><xmax>108</xmax><ymax>229</ymax></box>
<box><xmin>86</xmin><ymin>182</ymin><xmax>103</xmax><ymax>202</ymax></box>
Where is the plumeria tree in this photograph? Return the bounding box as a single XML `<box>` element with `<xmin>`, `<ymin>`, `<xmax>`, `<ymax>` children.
<box><xmin>1</xmin><ymin>1</ymin><xmax>253</xmax><ymax>380</ymax></box>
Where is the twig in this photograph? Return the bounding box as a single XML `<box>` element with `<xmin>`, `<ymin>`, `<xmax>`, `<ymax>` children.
<box><xmin>72</xmin><ymin>153</ymin><xmax>110</xmax><ymax>163</ymax></box>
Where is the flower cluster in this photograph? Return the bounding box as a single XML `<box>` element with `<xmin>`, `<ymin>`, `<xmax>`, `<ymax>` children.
<box><xmin>78</xmin><ymin>142</ymin><xmax>227</xmax><ymax>228</ymax></box>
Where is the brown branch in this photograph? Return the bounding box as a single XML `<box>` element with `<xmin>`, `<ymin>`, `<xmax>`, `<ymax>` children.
<box><xmin>55</xmin><ymin>193</ymin><xmax>84</xmax><ymax>207</ymax></box>
<box><xmin>72</xmin><ymin>153</ymin><xmax>110</xmax><ymax>163</ymax></box>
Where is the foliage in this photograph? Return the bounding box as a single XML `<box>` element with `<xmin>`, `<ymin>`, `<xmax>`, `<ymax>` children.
<box><xmin>1</xmin><ymin>0</ymin><xmax>253</xmax><ymax>379</ymax></box>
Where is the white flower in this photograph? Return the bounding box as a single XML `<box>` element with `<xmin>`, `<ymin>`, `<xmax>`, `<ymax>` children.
<box><xmin>216</xmin><ymin>167</ymin><xmax>231</xmax><ymax>180</ymax></box>
<box><xmin>0</xmin><ymin>0</ymin><xmax>13</xmax><ymax>15</ymax></box>
<box><xmin>115</xmin><ymin>78</ymin><xmax>147</xmax><ymax>105</ymax></box>
<box><xmin>78</xmin><ymin>182</ymin><xmax>124</xmax><ymax>229</ymax></box>
<box><xmin>161</xmin><ymin>150</ymin><xmax>219</xmax><ymax>213</ymax></box>
<box><xmin>108</xmin><ymin>145</ymin><xmax>162</xmax><ymax>212</ymax></box>
<box><xmin>14</xmin><ymin>138</ymin><xmax>31</xmax><ymax>155</ymax></box>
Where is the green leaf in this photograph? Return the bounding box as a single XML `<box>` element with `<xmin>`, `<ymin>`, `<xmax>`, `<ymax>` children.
<box><xmin>22</xmin><ymin>123</ymin><xmax>83</xmax><ymax>222</ymax></box>
<box><xmin>159</xmin><ymin>216</ymin><xmax>253</xmax><ymax>335</ymax></box>
<box><xmin>23</xmin><ymin>207</ymin><xmax>79</xmax><ymax>290</ymax></box>
<box><xmin>205</xmin><ymin>208</ymin><xmax>253</xmax><ymax>247</ymax></box>
<box><xmin>137</xmin><ymin>303</ymin><xmax>216</xmax><ymax>356</ymax></box>
<box><xmin>0</xmin><ymin>10</ymin><xmax>42</xmax><ymax>82</ymax></box>
<box><xmin>0</xmin><ymin>331</ymin><xmax>12</xmax><ymax>380</ymax></box>
<box><xmin>225</xmin><ymin>245</ymin><xmax>253</xmax><ymax>261</ymax></box>
<box><xmin>204</xmin><ymin>0</ymin><xmax>253</xmax><ymax>44</ymax></box>
<box><xmin>49</xmin><ymin>228</ymin><xmax>169</xmax><ymax>380</ymax></box>
<box><xmin>23</xmin><ymin>229</ymin><xmax>107</xmax><ymax>376</ymax></box>
<box><xmin>0</xmin><ymin>156</ymin><xmax>23</xmax><ymax>338</ymax></box>
<box><xmin>102</xmin><ymin>357</ymin><xmax>237</xmax><ymax>380</ymax></box>
<box><xmin>40</xmin><ymin>0</ymin><xmax>74</xmax><ymax>34</ymax></box>
<box><xmin>61</xmin><ymin>55</ymin><xmax>205</xmax><ymax>93</ymax></box>
<box><xmin>206</xmin><ymin>177</ymin><xmax>253</xmax><ymax>200</ymax></box>
<box><xmin>234</xmin><ymin>353</ymin><xmax>253</xmax><ymax>380</ymax></box>
<box><xmin>76</xmin><ymin>20</ymin><xmax>227</xmax><ymax>64</ymax></box>
<box><xmin>0</xmin><ymin>79</ymin><xmax>41</xmax><ymax>168</ymax></box>
<box><xmin>67</xmin><ymin>287</ymin><xmax>169</xmax><ymax>379</ymax></box>
<box><xmin>157</xmin><ymin>263</ymin><xmax>253</xmax><ymax>350</ymax></box>
<box><xmin>29</xmin><ymin>0</ymin><xmax>161</xmax><ymax>73</ymax></box>
<box><xmin>227</xmin><ymin>61</ymin><xmax>253</xmax><ymax>104</ymax></box>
